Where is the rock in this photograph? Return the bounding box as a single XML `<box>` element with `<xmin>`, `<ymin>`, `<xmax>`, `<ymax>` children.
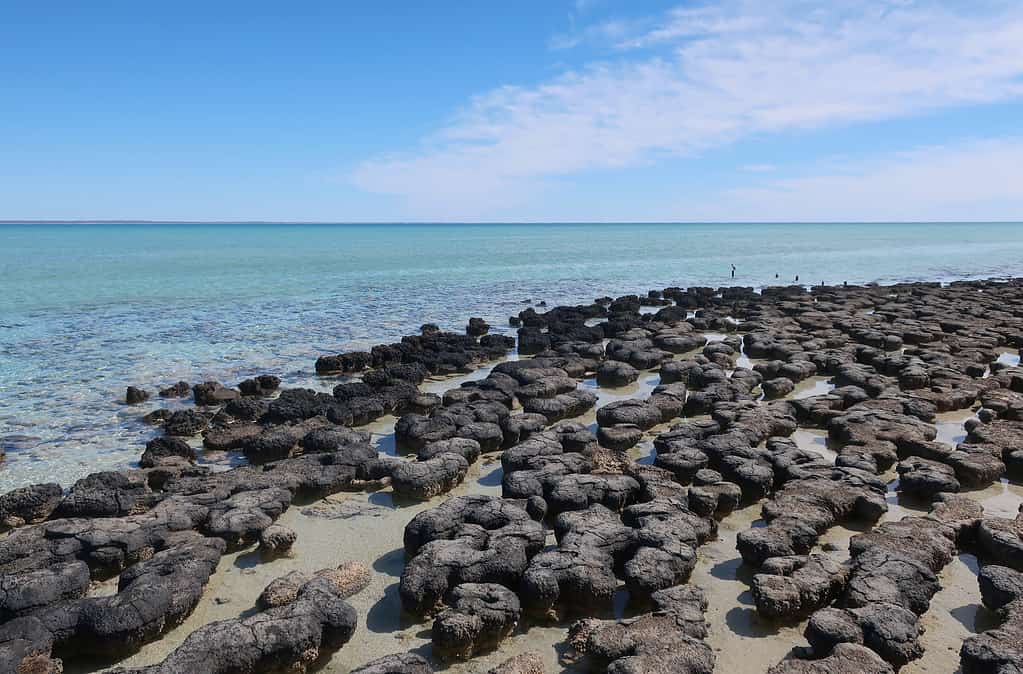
<box><xmin>0</xmin><ymin>483</ymin><xmax>62</xmax><ymax>529</ymax></box>
<box><xmin>141</xmin><ymin>436</ymin><xmax>197</xmax><ymax>468</ymax></box>
<box><xmin>418</xmin><ymin>438</ymin><xmax>482</xmax><ymax>464</ymax></box>
<box><xmin>266</xmin><ymin>388</ymin><xmax>352</xmax><ymax>425</ymax></box>
<box><xmin>829</xmin><ymin>409</ymin><xmax>936</xmax><ymax>449</ymax></box>
<box><xmin>401</xmin><ymin>496</ymin><xmax>545</xmax><ymax>616</ymax></box>
<box><xmin>257</xmin><ymin>562</ymin><xmax>370</xmax><ymax>610</ymax></box>
<box><xmin>192</xmin><ymin>381</ymin><xmax>240</xmax><ymax>406</ymax></box>
<box><xmin>237</xmin><ymin>374</ymin><xmax>281</xmax><ymax>397</ymax></box>
<box><xmin>350</xmin><ymin>653</ymin><xmax>433</xmax><ymax>674</ymax></box>
<box><xmin>598</xmin><ymin>424</ymin><xmax>643</xmax><ymax>451</ymax></box>
<box><xmin>763</xmin><ymin>377</ymin><xmax>796</xmax><ymax>399</ymax></box>
<box><xmin>659</xmin><ymin>360</ymin><xmax>703</xmax><ymax>385</ymax></box>
<box><xmin>687</xmin><ymin>481</ymin><xmax>742</xmax><ymax>518</ymax></box>
<box><xmin>654</xmin><ymin>447</ymin><xmax>710</xmax><ymax>483</ymax></box>
<box><xmin>467</xmin><ymin>317</ymin><xmax>490</xmax><ymax>336</ymax></box>
<box><xmin>109</xmin><ymin>568</ymin><xmax>360</xmax><ymax>674</ymax></box>
<box><xmin>258</xmin><ymin>524</ymin><xmax>296</xmax><ymax>553</ymax></box>
<box><xmin>849</xmin><ymin>514</ymin><xmax>956</xmax><ymax>577</ymax></box>
<box><xmin>523</xmin><ymin>390</ymin><xmax>597</xmax><ymax>423</ymax></box>
<box><xmin>301</xmin><ymin>427</ymin><xmax>372</xmax><ymax>453</ymax></box>
<box><xmin>520</xmin><ymin>504</ymin><xmax>634</xmax><ymax>617</ymax></box>
<box><xmin>163</xmin><ymin>409</ymin><xmax>209</xmax><ymax>436</ymax></box>
<box><xmin>896</xmin><ymin>456</ymin><xmax>960</xmax><ymax>497</ymax></box>
<box><xmin>126</xmin><ymin>386</ymin><xmax>149</xmax><ymax>404</ymax></box>
<box><xmin>410</xmin><ymin>393</ymin><xmax>443</xmax><ymax>415</ymax></box>
<box><xmin>926</xmin><ymin>493</ymin><xmax>984</xmax><ymax>544</ymax></box>
<box><xmin>597</xmin><ymin>399</ymin><xmax>663</xmax><ymax>430</ymax></box>
<box><xmin>692</xmin><ymin>468</ymin><xmax>722</xmax><ymax>485</ymax></box>
<box><xmin>198</xmin><ymin>422</ymin><xmax>260</xmax><ymax>452</ymax></box>
<box><xmin>948</xmin><ymin>443</ymin><xmax>1006</xmax><ymax>488</ymax></box>
<box><xmin>501</xmin><ymin>413</ymin><xmax>549</xmax><ymax>446</ymax></box>
<box><xmin>55</xmin><ymin>471</ymin><xmax>154</xmax><ymax>518</ymax></box>
<box><xmin>961</xmin><ymin>565</ymin><xmax>1023</xmax><ymax>674</ymax></box>
<box><xmin>391</xmin><ymin>452</ymin><xmax>470</xmax><ymax>499</ymax></box>
<box><xmin>432</xmin><ymin>583</ymin><xmax>521</xmax><ymax>661</ymax></box>
<box><xmin>395</xmin><ymin>414</ymin><xmax>458</xmax><ymax>450</ymax></box>
<box><xmin>143</xmin><ymin>408</ymin><xmax>172</xmax><ymax>424</ymax></box>
<box><xmin>257</xmin><ymin>570</ymin><xmax>311</xmax><ymax>609</ymax></box>
<box><xmin>158</xmin><ymin>381</ymin><xmax>190</xmax><ymax>398</ymax></box>
<box><xmin>738</xmin><ymin>517</ymin><xmax>819</xmax><ymax>567</ymax></box>
<box><xmin>488</xmin><ymin>653</ymin><xmax>546</xmax><ymax>674</ymax></box>
<box><xmin>204</xmin><ymin>487</ymin><xmax>292</xmax><ymax>548</ymax></box>
<box><xmin>960</xmin><ymin>600</ymin><xmax>1023</xmax><ymax>674</ymax></box>
<box><xmin>0</xmin><ymin>560</ymin><xmax>90</xmax><ymax>620</ymax></box>
<box><xmin>752</xmin><ymin>554</ymin><xmax>849</xmax><ymax>619</ymax></box>
<box><xmin>978</xmin><ymin>565</ymin><xmax>1023</xmax><ymax>611</ymax></box>
<box><xmin>977</xmin><ymin>514</ymin><xmax>1023</xmax><ymax>571</ymax></box>
<box><xmin>768</xmin><ymin>643</ymin><xmax>894</xmax><ymax>674</ymax></box>
<box><xmin>243</xmin><ymin>426</ymin><xmax>306</xmax><ymax>463</ymax></box>
<box><xmin>222</xmin><ymin>397</ymin><xmax>268</xmax><ymax>420</ymax></box>
<box><xmin>545</xmin><ymin>473</ymin><xmax>640</xmax><ymax>515</ymax></box>
<box><xmin>456</xmin><ymin>421</ymin><xmax>505</xmax><ymax>452</ymax></box>
<box><xmin>654</xmin><ymin>333</ymin><xmax>706</xmax><ymax>354</ymax></box>
<box><xmin>597</xmin><ymin>361</ymin><xmax>640</xmax><ymax>387</ymax></box>
<box><xmin>737</xmin><ymin>454</ymin><xmax>887</xmax><ymax>567</ymax></box>
<box><xmin>806</xmin><ymin>602</ymin><xmax>923</xmax><ymax>668</ymax></box>
<box><xmin>844</xmin><ymin>549</ymin><xmax>941</xmax><ymax>616</ymax></box>
<box><xmin>568</xmin><ymin>584</ymin><xmax>714</xmax><ymax>673</ymax></box>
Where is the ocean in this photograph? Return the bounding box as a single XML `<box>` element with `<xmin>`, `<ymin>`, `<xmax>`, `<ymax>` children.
<box><xmin>1</xmin><ymin>221</ymin><xmax>1021</xmax><ymax>491</ymax></box>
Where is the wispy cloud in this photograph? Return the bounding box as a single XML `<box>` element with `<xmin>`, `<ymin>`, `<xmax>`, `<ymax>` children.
<box><xmin>352</xmin><ymin>0</ymin><xmax>1023</xmax><ymax>218</ymax></box>
<box><xmin>685</xmin><ymin>137</ymin><xmax>1023</xmax><ymax>222</ymax></box>
<box><xmin>548</xmin><ymin>18</ymin><xmax>637</xmax><ymax>51</ymax></box>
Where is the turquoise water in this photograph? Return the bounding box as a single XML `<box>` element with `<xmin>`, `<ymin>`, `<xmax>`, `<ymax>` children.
<box><xmin>1</xmin><ymin>222</ymin><xmax>1021</xmax><ymax>491</ymax></box>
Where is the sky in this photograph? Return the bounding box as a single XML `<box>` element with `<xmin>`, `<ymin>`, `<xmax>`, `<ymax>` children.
<box><xmin>2</xmin><ymin>0</ymin><xmax>1023</xmax><ymax>222</ymax></box>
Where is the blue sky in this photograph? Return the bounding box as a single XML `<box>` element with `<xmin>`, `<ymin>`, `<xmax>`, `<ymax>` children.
<box><xmin>2</xmin><ymin>0</ymin><xmax>1022</xmax><ymax>221</ymax></box>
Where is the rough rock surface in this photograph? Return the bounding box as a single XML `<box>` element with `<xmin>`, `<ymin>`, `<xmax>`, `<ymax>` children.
<box><xmin>961</xmin><ymin>565</ymin><xmax>1023</xmax><ymax>674</ymax></box>
<box><xmin>108</xmin><ymin>568</ymin><xmax>364</xmax><ymax>674</ymax></box>
<box><xmin>349</xmin><ymin>653</ymin><xmax>434</xmax><ymax>674</ymax></box>
<box><xmin>768</xmin><ymin>643</ymin><xmax>895</xmax><ymax>674</ymax></box>
<box><xmin>6</xmin><ymin>279</ymin><xmax>1023</xmax><ymax>674</ymax></box>
<box><xmin>432</xmin><ymin>583</ymin><xmax>521</xmax><ymax>660</ymax></box>
<box><xmin>400</xmin><ymin>496</ymin><xmax>545</xmax><ymax>616</ymax></box>
<box><xmin>569</xmin><ymin>584</ymin><xmax>714</xmax><ymax>674</ymax></box>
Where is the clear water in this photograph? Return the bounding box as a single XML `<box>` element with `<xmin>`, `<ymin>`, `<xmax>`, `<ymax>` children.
<box><xmin>1</xmin><ymin>222</ymin><xmax>1021</xmax><ymax>491</ymax></box>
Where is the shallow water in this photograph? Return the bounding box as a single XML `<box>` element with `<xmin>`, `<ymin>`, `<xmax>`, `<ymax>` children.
<box><xmin>4</xmin><ymin>221</ymin><xmax>1023</xmax><ymax>490</ymax></box>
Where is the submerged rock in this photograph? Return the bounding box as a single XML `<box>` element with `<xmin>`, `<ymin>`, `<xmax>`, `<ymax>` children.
<box><xmin>126</xmin><ymin>386</ymin><xmax>149</xmax><ymax>404</ymax></box>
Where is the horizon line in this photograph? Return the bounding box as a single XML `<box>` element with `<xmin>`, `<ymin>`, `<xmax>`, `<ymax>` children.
<box><xmin>2</xmin><ymin>219</ymin><xmax>1022</xmax><ymax>226</ymax></box>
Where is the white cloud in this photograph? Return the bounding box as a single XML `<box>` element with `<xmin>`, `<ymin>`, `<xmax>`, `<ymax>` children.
<box><xmin>684</xmin><ymin>138</ymin><xmax>1023</xmax><ymax>222</ymax></box>
<box><xmin>548</xmin><ymin>18</ymin><xmax>637</xmax><ymax>51</ymax></box>
<box><xmin>352</xmin><ymin>0</ymin><xmax>1023</xmax><ymax>219</ymax></box>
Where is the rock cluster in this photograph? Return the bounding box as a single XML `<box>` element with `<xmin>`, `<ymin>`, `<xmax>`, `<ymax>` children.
<box><xmin>4</xmin><ymin>278</ymin><xmax>1023</xmax><ymax>673</ymax></box>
